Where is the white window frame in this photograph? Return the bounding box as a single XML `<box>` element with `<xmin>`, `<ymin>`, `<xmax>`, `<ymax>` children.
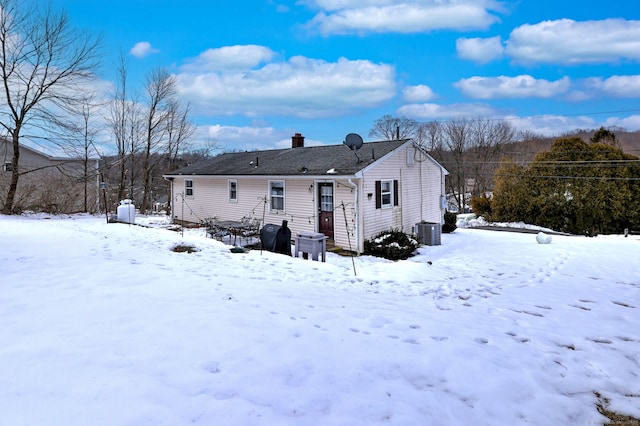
<box><xmin>185</xmin><ymin>179</ymin><xmax>193</xmax><ymax>197</ymax></box>
<box><xmin>3</xmin><ymin>162</ymin><xmax>12</xmax><ymax>172</ymax></box>
<box><xmin>381</xmin><ymin>179</ymin><xmax>393</xmax><ymax>208</ymax></box>
<box><xmin>228</xmin><ymin>179</ymin><xmax>237</xmax><ymax>202</ymax></box>
<box><xmin>269</xmin><ymin>180</ymin><xmax>285</xmax><ymax>211</ymax></box>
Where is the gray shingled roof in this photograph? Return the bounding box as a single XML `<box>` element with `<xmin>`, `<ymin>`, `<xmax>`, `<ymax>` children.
<box><xmin>165</xmin><ymin>139</ymin><xmax>410</xmax><ymax>177</ymax></box>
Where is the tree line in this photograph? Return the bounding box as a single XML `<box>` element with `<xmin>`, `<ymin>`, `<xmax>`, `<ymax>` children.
<box><xmin>370</xmin><ymin>114</ymin><xmax>521</xmax><ymax>213</ymax></box>
<box><xmin>1</xmin><ymin>0</ymin><xmax>637</xmax><ymax>234</ymax></box>
<box><xmin>0</xmin><ymin>0</ymin><xmax>201</xmax><ymax>215</ymax></box>
<box><xmin>370</xmin><ymin>115</ymin><xmax>640</xmax><ymax>234</ymax></box>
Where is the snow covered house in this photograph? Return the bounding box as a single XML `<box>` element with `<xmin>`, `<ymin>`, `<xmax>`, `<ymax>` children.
<box><xmin>163</xmin><ymin>134</ymin><xmax>448</xmax><ymax>253</ymax></box>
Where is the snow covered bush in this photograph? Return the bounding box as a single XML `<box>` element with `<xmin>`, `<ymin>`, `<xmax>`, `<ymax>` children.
<box><xmin>364</xmin><ymin>229</ymin><xmax>418</xmax><ymax>260</ymax></box>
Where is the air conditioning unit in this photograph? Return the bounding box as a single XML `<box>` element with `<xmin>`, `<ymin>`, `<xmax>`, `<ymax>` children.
<box><xmin>415</xmin><ymin>222</ymin><xmax>441</xmax><ymax>246</ymax></box>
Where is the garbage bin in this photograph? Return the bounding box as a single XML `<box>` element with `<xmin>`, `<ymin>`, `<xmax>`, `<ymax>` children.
<box><xmin>415</xmin><ymin>222</ymin><xmax>441</xmax><ymax>246</ymax></box>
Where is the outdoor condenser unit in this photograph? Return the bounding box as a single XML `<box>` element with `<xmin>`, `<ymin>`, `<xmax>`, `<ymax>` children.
<box><xmin>415</xmin><ymin>222</ymin><xmax>441</xmax><ymax>246</ymax></box>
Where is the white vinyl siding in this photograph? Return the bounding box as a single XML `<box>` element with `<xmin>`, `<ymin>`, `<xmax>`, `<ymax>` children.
<box><xmin>360</xmin><ymin>145</ymin><xmax>444</xmax><ymax>249</ymax></box>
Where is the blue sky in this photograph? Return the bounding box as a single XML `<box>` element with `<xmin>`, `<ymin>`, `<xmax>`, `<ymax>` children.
<box><xmin>47</xmin><ymin>0</ymin><xmax>640</xmax><ymax>152</ymax></box>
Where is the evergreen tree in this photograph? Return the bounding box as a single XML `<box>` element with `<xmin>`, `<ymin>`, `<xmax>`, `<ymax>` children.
<box><xmin>491</xmin><ymin>137</ymin><xmax>640</xmax><ymax>234</ymax></box>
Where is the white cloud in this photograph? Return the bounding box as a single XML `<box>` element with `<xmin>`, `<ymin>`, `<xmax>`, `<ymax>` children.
<box><xmin>129</xmin><ymin>41</ymin><xmax>159</xmax><ymax>58</ymax></box>
<box><xmin>506</xmin><ymin>19</ymin><xmax>640</xmax><ymax>65</ymax></box>
<box><xmin>177</xmin><ymin>49</ymin><xmax>396</xmax><ymax>118</ymax></box>
<box><xmin>506</xmin><ymin>114</ymin><xmax>598</xmax><ymax>136</ymax></box>
<box><xmin>603</xmin><ymin>114</ymin><xmax>640</xmax><ymax>131</ymax></box>
<box><xmin>455</xmin><ymin>75</ymin><xmax>571</xmax><ymax>99</ymax></box>
<box><xmin>397</xmin><ymin>102</ymin><xmax>498</xmax><ymax>119</ymax></box>
<box><xmin>205</xmin><ymin>124</ymin><xmax>278</xmax><ymax>142</ymax></box>
<box><xmin>456</xmin><ymin>36</ymin><xmax>504</xmax><ymax>63</ymax></box>
<box><xmin>585</xmin><ymin>75</ymin><xmax>640</xmax><ymax>98</ymax></box>
<box><xmin>402</xmin><ymin>84</ymin><xmax>435</xmax><ymax>102</ymax></box>
<box><xmin>305</xmin><ymin>0</ymin><xmax>501</xmax><ymax>35</ymax></box>
<box><xmin>200</xmin><ymin>124</ymin><xmax>327</xmax><ymax>151</ymax></box>
<box><xmin>182</xmin><ymin>45</ymin><xmax>276</xmax><ymax>72</ymax></box>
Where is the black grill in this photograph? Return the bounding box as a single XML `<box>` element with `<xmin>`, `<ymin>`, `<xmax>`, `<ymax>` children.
<box><xmin>260</xmin><ymin>220</ymin><xmax>292</xmax><ymax>256</ymax></box>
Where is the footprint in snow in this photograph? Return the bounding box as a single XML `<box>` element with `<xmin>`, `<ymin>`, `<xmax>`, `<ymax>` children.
<box><xmin>568</xmin><ymin>304</ymin><xmax>591</xmax><ymax>311</ymax></box>
<box><xmin>588</xmin><ymin>337</ymin><xmax>613</xmax><ymax>344</ymax></box>
<box><xmin>202</xmin><ymin>361</ymin><xmax>221</xmax><ymax>374</ymax></box>
<box><xmin>612</xmin><ymin>301</ymin><xmax>636</xmax><ymax>308</ymax></box>
<box><xmin>511</xmin><ymin>308</ymin><xmax>544</xmax><ymax>318</ymax></box>
<box><xmin>506</xmin><ymin>331</ymin><xmax>530</xmax><ymax>343</ymax></box>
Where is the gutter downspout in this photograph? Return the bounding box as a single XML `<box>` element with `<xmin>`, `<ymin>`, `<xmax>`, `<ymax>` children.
<box><xmin>347</xmin><ymin>178</ymin><xmax>360</xmax><ymax>254</ymax></box>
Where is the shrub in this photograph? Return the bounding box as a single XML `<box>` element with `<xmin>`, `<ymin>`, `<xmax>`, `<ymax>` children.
<box><xmin>442</xmin><ymin>211</ymin><xmax>457</xmax><ymax>233</ymax></box>
<box><xmin>364</xmin><ymin>229</ymin><xmax>418</xmax><ymax>261</ymax></box>
<box><xmin>171</xmin><ymin>243</ymin><xmax>199</xmax><ymax>253</ymax></box>
<box><xmin>470</xmin><ymin>193</ymin><xmax>492</xmax><ymax>218</ymax></box>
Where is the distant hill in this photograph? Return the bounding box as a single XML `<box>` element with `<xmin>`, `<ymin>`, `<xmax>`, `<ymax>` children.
<box><xmin>502</xmin><ymin>129</ymin><xmax>640</xmax><ymax>163</ymax></box>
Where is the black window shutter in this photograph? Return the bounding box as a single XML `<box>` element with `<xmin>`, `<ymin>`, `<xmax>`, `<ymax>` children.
<box><xmin>375</xmin><ymin>180</ymin><xmax>382</xmax><ymax>209</ymax></box>
<box><xmin>393</xmin><ymin>180</ymin><xmax>399</xmax><ymax>206</ymax></box>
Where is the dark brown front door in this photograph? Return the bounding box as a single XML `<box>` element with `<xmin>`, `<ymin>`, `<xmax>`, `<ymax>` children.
<box><xmin>318</xmin><ymin>183</ymin><xmax>334</xmax><ymax>239</ymax></box>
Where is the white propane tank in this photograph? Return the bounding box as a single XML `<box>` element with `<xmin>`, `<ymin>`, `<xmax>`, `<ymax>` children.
<box><xmin>117</xmin><ymin>199</ymin><xmax>136</xmax><ymax>224</ymax></box>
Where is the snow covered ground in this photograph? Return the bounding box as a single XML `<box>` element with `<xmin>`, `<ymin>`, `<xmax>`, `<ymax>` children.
<box><xmin>1</xmin><ymin>213</ymin><xmax>638</xmax><ymax>425</ymax></box>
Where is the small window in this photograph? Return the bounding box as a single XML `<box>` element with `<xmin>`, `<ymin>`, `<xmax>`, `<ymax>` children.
<box><xmin>185</xmin><ymin>179</ymin><xmax>193</xmax><ymax>196</ymax></box>
<box><xmin>269</xmin><ymin>180</ymin><xmax>284</xmax><ymax>211</ymax></box>
<box><xmin>228</xmin><ymin>179</ymin><xmax>237</xmax><ymax>202</ymax></box>
<box><xmin>4</xmin><ymin>162</ymin><xmax>12</xmax><ymax>172</ymax></box>
<box><xmin>375</xmin><ymin>179</ymin><xmax>399</xmax><ymax>209</ymax></box>
<box><xmin>381</xmin><ymin>180</ymin><xmax>392</xmax><ymax>206</ymax></box>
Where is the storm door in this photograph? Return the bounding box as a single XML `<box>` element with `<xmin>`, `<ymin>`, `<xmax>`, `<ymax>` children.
<box><xmin>318</xmin><ymin>183</ymin><xmax>334</xmax><ymax>239</ymax></box>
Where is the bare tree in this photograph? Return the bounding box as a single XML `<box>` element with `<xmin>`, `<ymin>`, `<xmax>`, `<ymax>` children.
<box><xmin>0</xmin><ymin>0</ymin><xmax>101</xmax><ymax>214</ymax></box>
<box><xmin>415</xmin><ymin>120</ymin><xmax>444</xmax><ymax>156</ymax></box>
<box><xmin>108</xmin><ymin>54</ymin><xmax>132</xmax><ymax>203</ymax></box>
<box><xmin>442</xmin><ymin>119</ymin><xmax>472</xmax><ymax>212</ymax></box>
<box><xmin>467</xmin><ymin>119</ymin><xmax>515</xmax><ymax>197</ymax></box>
<box><xmin>162</xmin><ymin>99</ymin><xmax>195</xmax><ymax>213</ymax></box>
<box><xmin>140</xmin><ymin>67</ymin><xmax>176</xmax><ymax>213</ymax></box>
<box><xmin>165</xmin><ymin>100</ymin><xmax>195</xmax><ymax>172</ymax></box>
<box><xmin>107</xmin><ymin>54</ymin><xmax>146</xmax><ymax>205</ymax></box>
<box><xmin>66</xmin><ymin>92</ymin><xmax>103</xmax><ymax>212</ymax></box>
<box><xmin>369</xmin><ymin>115</ymin><xmax>418</xmax><ymax>141</ymax></box>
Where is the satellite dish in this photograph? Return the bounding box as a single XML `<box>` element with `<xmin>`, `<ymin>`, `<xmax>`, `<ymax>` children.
<box><xmin>343</xmin><ymin>133</ymin><xmax>364</xmax><ymax>151</ymax></box>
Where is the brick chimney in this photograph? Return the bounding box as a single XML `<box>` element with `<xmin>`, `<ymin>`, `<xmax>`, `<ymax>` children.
<box><xmin>292</xmin><ymin>133</ymin><xmax>304</xmax><ymax>148</ymax></box>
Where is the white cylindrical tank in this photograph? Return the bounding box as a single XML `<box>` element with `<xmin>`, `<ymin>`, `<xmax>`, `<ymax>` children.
<box><xmin>117</xmin><ymin>199</ymin><xmax>136</xmax><ymax>224</ymax></box>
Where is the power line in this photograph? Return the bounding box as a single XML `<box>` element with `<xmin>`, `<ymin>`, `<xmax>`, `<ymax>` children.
<box><xmin>493</xmin><ymin>174</ymin><xmax>640</xmax><ymax>181</ymax></box>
